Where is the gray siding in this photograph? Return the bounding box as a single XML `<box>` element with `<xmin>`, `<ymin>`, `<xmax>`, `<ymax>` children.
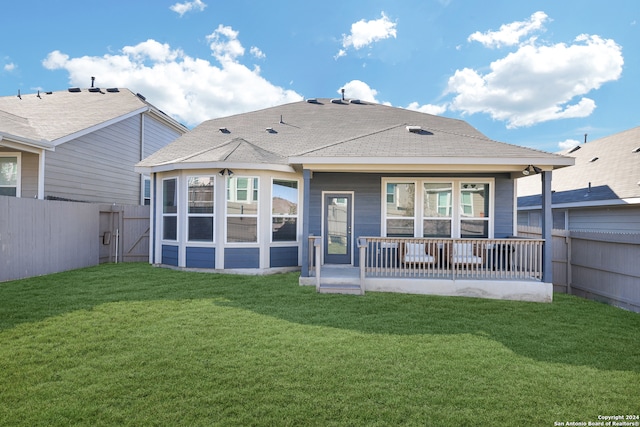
<box><xmin>569</xmin><ymin>206</ymin><xmax>640</xmax><ymax>232</ymax></box>
<box><xmin>45</xmin><ymin>116</ymin><xmax>142</xmax><ymax>204</ymax></box>
<box><xmin>520</xmin><ymin>205</ymin><xmax>640</xmax><ymax>233</ymax></box>
<box><xmin>44</xmin><ymin>114</ymin><xmax>181</xmax><ymax>205</ymax></box>
<box><xmin>20</xmin><ymin>151</ymin><xmax>39</xmax><ymax>198</ymax></box>
<box><xmin>143</xmin><ymin>115</ymin><xmax>182</xmax><ymax>158</ymax></box>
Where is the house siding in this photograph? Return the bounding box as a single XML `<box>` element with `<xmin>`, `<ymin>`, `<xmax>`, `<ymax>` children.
<box><xmin>186</xmin><ymin>247</ymin><xmax>216</xmax><ymax>268</ymax></box>
<box><xmin>308</xmin><ymin>172</ymin><xmax>516</xmax><ymax>266</ymax></box>
<box><xmin>225</xmin><ymin>247</ymin><xmax>260</xmax><ymax>269</ymax></box>
<box><xmin>270</xmin><ymin>246</ymin><xmax>299</xmax><ymax>268</ymax></box>
<box><xmin>44</xmin><ymin>114</ymin><xmax>181</xmax><ymax>205</ymax></box>
<box><xmin>162</xmin><ymin>244</ymin><xmax>179</xmax><ymax>266</ymax></box>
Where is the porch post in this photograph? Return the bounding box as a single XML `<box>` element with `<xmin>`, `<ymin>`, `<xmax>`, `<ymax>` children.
<box><xmin>301</xmin><ymin>169</ymin><xmax>311</xmax><ymax>277</ymax></box>
<box><xmin>541</xmin><ymin>171</ymin><xmax>553</xmax><ymax>283</ymax></box>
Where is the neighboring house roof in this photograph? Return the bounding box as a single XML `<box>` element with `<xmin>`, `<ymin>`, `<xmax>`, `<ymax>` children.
<box><xmin>0</xmin><ymin>88</ymin><xmax>187</xmax><ymax>149</ymax></box>
<box><xmin>137</xmin><ymin>98</ymin><xmax>572</xmax><ymax>174</ymax></box>
<box><xmin>518</xmin><ymin>126</ymin><xmax>640</xmax><ymax>209</ymax></box>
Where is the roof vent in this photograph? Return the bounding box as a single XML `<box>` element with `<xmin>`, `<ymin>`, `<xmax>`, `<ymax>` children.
<box><xmin>88</xmin><ymin>87</ymin><xmax>101</xmax><ymax>93</ymax></box>
<box><xmin>589</xmin><ymin>157</ymin><xmax>599</xmax><ymax>163</ymax></box>
<box><xmin>306</xmin><ymin>98</ymin><xmax>319</xmax><ymax>104</ymax></box>
<box><xmin>330</xmin><ymin>98</ymin><xmax>344</xmax><ymax>104</ymax></box>
<box><xmin>136</xmin><ymin>93</ymin><xmax>146</xmax><ymax>101</ymax></box>
<box><xmin>349</xmin><ymin>99</ymin><xmax>363</xmax><ymax>104</ymax></box>
<box><xmin>568</xmin><ymin>145</ymin><xmax>581</xmax><ymax>153</ymax></box>
<box><xmin>106</xmin><ymin>88</ymin><xmax>120</xmax><ymax>93</ymax></box>
<box><xmin>219</xmin><ymin>127</ymin><xmax>230</xmax><ymax>133</ymax></box>
<box><xmin>406</xmin><ymin>125</ymin><xmax>422</xmax><ymax>133</ymax></box>
<box><xmin>68</xmin><ymin>87</ymin><xmax>81</xmax><ymax>93</ymax></box>
<box><xmin>266</xmin><ymin>127</ymin><xmax>277</xmax><ymax>133</ymax></box>
<box><xmin>633</xmin><ymin>147</ymin><xmax>640</xmax><ymax>153</ymax></box>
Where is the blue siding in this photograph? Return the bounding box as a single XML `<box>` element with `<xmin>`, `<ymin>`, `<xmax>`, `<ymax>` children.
<box><xmin>270</xmin><ymin>246</ymin><xmax>299</xmax><ymax>268</ymax></box>
<box><xmin>225</xmin><ymin>247</ymin><xmax>260</xmax><ymax>269</ymax></box>
<box><xmin>162</xmin><ymin>245</ymin><xmax>179</xmax><ymax>266</ymax></box>
<box><xmin>186</xmin><ymin>247</ymin><xmax>215</xmax><ymax>268</ymax></box>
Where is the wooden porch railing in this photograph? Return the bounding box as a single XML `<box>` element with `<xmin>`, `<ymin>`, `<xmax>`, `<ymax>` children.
<box><xmin>359</xmin><ymin>237</ymin><xmax>544</xmax><ymax>281</ymax></box>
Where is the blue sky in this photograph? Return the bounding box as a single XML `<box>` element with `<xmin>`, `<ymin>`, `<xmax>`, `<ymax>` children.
<box><xmin>1</xmin><ymin>0</ymin><xmax>637</xmax><ymax>152</ymax></box>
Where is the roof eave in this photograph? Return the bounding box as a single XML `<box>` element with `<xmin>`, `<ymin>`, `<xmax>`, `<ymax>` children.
<box><xmin>135</xmin><ymin>161</ymin><xmax>296</xmax><ymax>174</ymax></box>
<box><xmin>0</xmin><ymin>133</ymin><xmax>54</xmax><ymax>151</ymax></box>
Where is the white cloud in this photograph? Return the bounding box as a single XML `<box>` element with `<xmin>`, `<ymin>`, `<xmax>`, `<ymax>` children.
<box><xmin>468</xmin><ymin>11</ymin><xmax>549</xmax><ymax>48</ymax></box>
<box><xmin>250</xmin><ymin>46</ymin><xmax>266</xmax><ymax>59</ymax></box>
<box><xmin>558</xmin><ymin>139</ymin><xmax>581</xmax><ymax>151</ymax></box>
<box><xmin>3</xmin><ymin>62</ymin><xmax>16</xmax><ymax>72</ymax></box>
<box><xmin>170</xmin><ymin>0</ymin><xmax>206</xmax><ymax>17</ymax></box>
<box><xmin>42</xmin><ymin>28</ymin><xmax>302</xmax><ymax>127</ymax></box>
<box><xmin>446</xmin><ymin>31</ymin><xmax>623</xmax><ymax>128</ymax></box>
<box><xmin>339</xmin><ymin>80</ymin><xmax>380</xmax><ymax>102</ymax></box>
<box><xmin>405</xmin><ymin>102</ymin><xmax>447</xmax><ymax>116</ymax></box>
<box><xmin>337</xmin><ymin>12</ymin><xmax>397</xmax><ymax>58</ymax></box>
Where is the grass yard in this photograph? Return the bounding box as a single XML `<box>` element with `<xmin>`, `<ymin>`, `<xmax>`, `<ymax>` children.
<box><xmin>0</xmin><ymin>264</ymin><xmax>638</xmax><ymax>426</ymax></box>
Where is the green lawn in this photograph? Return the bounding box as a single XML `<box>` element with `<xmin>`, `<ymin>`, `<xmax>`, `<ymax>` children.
<box><xmin>0</xmin><ymin>263</ymin><xmax>638</xmax><ymax>426</ymax></box>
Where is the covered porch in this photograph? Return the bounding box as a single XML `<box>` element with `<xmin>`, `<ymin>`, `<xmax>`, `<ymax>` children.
<box><xmin>300</xmin><ymin>236</ymin><xmax>552</xmax><ymax>302</ymax></box>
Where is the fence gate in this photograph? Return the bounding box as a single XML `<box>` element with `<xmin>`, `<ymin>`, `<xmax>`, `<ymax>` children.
<box><xmin>99</xmin><ymin>204</ymin><xmax>150</xmax><ymax>263</ymax></box>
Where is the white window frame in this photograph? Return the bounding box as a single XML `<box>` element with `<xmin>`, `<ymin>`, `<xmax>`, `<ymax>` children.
<box><xmin>0</xmin><ymin>153</ymin><xmax>21</xmax><ymax>197</ymax></box>
<box><xmin>381</xmin><ymin>177</ymin><xmax>494</xmax><ymax>238</ymax></box>
<box><xmin>186</xmin><ymin>175</ymin><xmax>216</xmax><ymax>243</ymax></box>
<box><xmin>270</xmin><ymin>178</ymin><xmax>300</xmax><ymax>243</ymax></box>
<box><xmin>225</xmin><ymin>175</ymin><xmax>259</xmax><ymax>244</ymax></box>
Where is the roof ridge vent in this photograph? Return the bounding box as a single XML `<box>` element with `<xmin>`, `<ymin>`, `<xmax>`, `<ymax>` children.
<box><xmin>306</xmin><ymin>98</ymin><xmax>319</xmax><ymax>104</ymax></box>
<box><xmin>406</xmin><ymin>125</ymin><xmax>422</xmax><ymax>133</ymax></box>
<box><xmin>330</xmin><ymin>98</ymin><xmax>344</xmax><ymax>104</ymax></box>
<box><xmin>68</xmin><ymin>87</ymin><xmax>81</xmax><ymax>93</ymax></box>
<box><xmin>106</xmin><ymin>88</ymin><xmax>120</xmax><ymax>93</ymax></box>
<box><xmin>349</xmin><ymin>99</ymin><xmax>363</xmax><ymax>104</ymax></box>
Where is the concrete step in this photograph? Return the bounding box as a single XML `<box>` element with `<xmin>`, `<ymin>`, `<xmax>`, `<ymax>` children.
<box><xmin>318</xmin><ymin>284</ymin><xmax>363</xmax><ymax>295</ymax></box>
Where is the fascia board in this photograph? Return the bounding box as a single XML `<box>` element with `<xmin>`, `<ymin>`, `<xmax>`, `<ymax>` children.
<box><xmin>135</xmin><ymin>161</ymin><xmax>296</xmax><ymax>174</ymax></box>
<box><xmin>51</xmin><ymin>107</ymin><xmax>149</xmax><ymax>146</ymax></box>
<box><xmin>288</xmin><ymin>156</ymin><xmax>575</xmax><ymax>168</ymax></box>
<box><xmin>518</xmin><ymin>197</ymin><xmax>640</xmax><ymax>211</ymax></box>
<box><xmin>0</xmin><ymin>134</ymin><xmax>54</xmax><ymax>152</ymax></box>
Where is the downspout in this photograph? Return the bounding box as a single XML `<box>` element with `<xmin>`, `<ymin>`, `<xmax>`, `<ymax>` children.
<box><xmin>541</xmin><ymin>171</ymin><xmax>553</xmax><ymax>284</ymax></box>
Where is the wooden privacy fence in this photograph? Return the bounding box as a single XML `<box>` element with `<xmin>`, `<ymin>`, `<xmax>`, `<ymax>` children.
<box><xmin>0</xmin><ymin>196</ymin><xmax>150</xmax><ymax>283</ymax></box>
<box><xmin>518</xmin><ymin>226</ymin><xmax>640</xmax><ymax>313</ymax></box>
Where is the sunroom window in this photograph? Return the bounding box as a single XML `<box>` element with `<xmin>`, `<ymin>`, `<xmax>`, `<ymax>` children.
<box><xmin>162</xmin><ymin>178</ymin><xmax>178</xmax><ymax>240</ymax></box>
<box><xmin>187</xmin><ymin>176</ymin><xmax>215</xmax><ymax>242</ymax></box>
<box><xmin>460</xmin><ymin>182</ymin><xmax>490</xmax><ymax>238</ymax></box>
<box><xmin>272</xmin><ymin>179</ymin><xmax>298</xmax><ymax>242</ymax></box>
<box><xmin>227</xmin><ymin>176</ymin><xmax>258</xmax><ymax>243</ymax></box>
<box><xmin>0</xmin><ymin>155</ymin><xmax>19</xmax><ymax>197</ymax></box>
<box><xmin>423</xmin><ymin>182</ymin><xmax>452</xmax><ymax>238</ymax></box>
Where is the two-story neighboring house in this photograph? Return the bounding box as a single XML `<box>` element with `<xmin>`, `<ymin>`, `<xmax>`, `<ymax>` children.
<box><xmin>0</xmin><ymin>88</ymin><xmax>188</xmax><ymax>205</ymax></box>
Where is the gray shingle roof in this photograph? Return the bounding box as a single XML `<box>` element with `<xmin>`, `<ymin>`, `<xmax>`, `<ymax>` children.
<box><xmin>138</xmin><ymin>98</ymin><xmax>571</xmax><ymax>170</ymax></box>
<box><xmin>518</xmin><ymin>126</ymin><xmax>640</xmax><ymax>207</ymax></box>
<box><xmin>0</xmin><ymin>88</ymin><xmax>185</xmax><ymax>144</ymax></box>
